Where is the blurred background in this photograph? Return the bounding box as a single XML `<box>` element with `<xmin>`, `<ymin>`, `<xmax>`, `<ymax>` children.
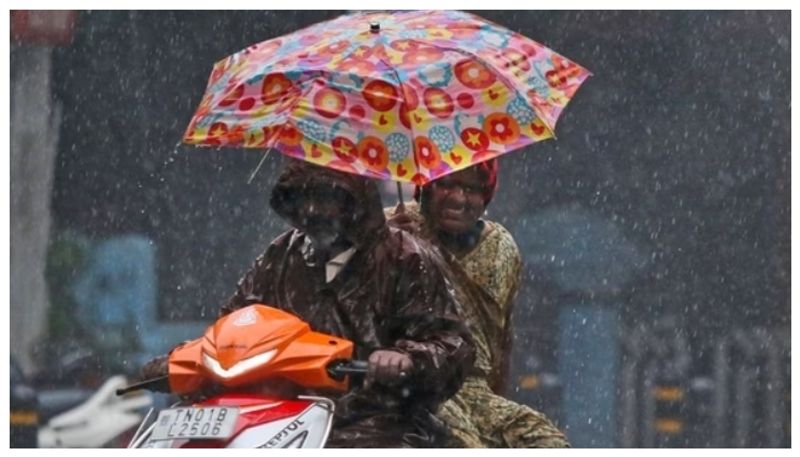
<box><xmin>9</xmin><ymin>10</ymin><xmax>790</xmax><ymax>447</ymax></box>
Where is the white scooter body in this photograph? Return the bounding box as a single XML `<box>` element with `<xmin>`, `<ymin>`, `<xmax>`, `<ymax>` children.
<box><xmin>129</xmin><ymin>395</ymin><xmax>335</xmax><ymax>448</ymax></box>
<box><xmin>38</xmin><ymin>375</ymin><xmax>152</xmax><ymax>447</ymax></box>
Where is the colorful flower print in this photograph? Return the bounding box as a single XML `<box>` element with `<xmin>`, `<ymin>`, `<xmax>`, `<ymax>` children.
<box><xmin>454</xmin><ymin>59</ymin><xmax>497</xmax><ymax>89</ymax></box>
<box><xmin>483</xmin><ymin>113</ymin><xmax>520</xmax><ymax>145</ymax></box>
<box><xmin>414</xmin><ymin>136</ymin><xmax>441</xmax><ymax>169</ymax></box>
<box><xmin>313</xmin><ymin>87</ymin><xmax>347</xmax><ymax>119</ymax></box>
<box><xmin>363</xmin><ymin>80</ymin><xmax>399</xmax><ymax>112</ymax></box>
<box><xmin>423</xmin><ymin>87</ymin><xmax>454</xmax><ymax>119</ymax></box>
<box><xmin>357</xmin><ymin>135</ymin><xmax>389</xmax><ymax>171</ymax></box>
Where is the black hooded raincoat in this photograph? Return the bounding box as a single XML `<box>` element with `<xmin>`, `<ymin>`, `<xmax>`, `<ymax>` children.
<box><xmin>220</xmin><ymin>160</ymin><xmax>475</xmax><ymax>447</ymax></box>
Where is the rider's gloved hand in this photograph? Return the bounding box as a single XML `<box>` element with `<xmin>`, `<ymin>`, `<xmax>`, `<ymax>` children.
<box><xmin>365</xmin><ymin>350</ymin><xmax>413</xmax><ymax>388</ymax></box>
<box><xmin>138</xmin><ymin>354</ymin><xmax>169</xmax><ymax>382</ymax></box>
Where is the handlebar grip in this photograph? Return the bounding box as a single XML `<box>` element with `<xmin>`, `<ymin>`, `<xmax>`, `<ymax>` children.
<box><xmin>327</xmin><ymin>359</ymin><xmax>411</xmax><ymax>397</ymax></box>
<box><xmin>346</xmin><ymin>360</ymin><xmax>369</xmax><ymax>373</ymax></box>
<box><xmin>326</xmin><ymin>360</ymin><xmax>409</xmax><ymax>380</ymax></box>
<box><xmin>327</xmin><ymin>359</ymin><xmax>368</xmax><ymax>380</ymax></box>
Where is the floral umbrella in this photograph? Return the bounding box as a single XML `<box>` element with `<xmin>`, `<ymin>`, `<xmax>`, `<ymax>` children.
<box><xmin>183</xmin><ymin>10</ymin><xmax>590</xmax><ymax>185</ymax></box>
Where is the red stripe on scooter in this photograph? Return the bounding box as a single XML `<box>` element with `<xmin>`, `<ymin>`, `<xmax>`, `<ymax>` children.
<box><xmin>180</xmin><ymin>394</ymin><xmax>313</xmax><ymax>448</ymax></box>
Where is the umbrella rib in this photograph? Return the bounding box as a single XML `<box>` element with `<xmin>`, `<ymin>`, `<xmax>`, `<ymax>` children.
<box><xmin>247</xmin><ymin>149</ymin><xmax>270</xmax><ymax>184</ymax></box>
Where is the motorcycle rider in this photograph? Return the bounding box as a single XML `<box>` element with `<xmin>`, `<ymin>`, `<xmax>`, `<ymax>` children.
<box><xmin>142</xmin><ymin>159</ymin><xmax>474</xmax><ymax>447</ymax></box>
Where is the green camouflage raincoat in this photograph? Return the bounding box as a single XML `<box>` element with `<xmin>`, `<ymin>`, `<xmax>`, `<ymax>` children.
<box><xmin>385</xmin><ymin>201</ymin><xmax>569</xmax><ymax>448</ymax></box>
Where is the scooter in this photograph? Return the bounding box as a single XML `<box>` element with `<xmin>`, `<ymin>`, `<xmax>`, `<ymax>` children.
<box><xmin>117</xmin><ymin>304</ymin><xmax>369</xmax><ymax>448</ymax></box>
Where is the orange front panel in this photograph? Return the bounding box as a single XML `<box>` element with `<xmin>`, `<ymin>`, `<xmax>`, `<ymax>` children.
<box><xmin>169</xmin><ymin>305</ymin><xmax>357</xmax><ymax>394</ymax></box>
<box><xmin>168</xmin><ymin>338</ymin><xmax>208</xmax><ymax>395</ymax></box>
<box><xmin>204</xmin><ymin>306</ymin><xmax>309</xmax><ymax>370</ymax></box>
<box><xmin>270</xmin><ymin>331</ymin><xmax>354</xmax><ymax>391</ymax></box>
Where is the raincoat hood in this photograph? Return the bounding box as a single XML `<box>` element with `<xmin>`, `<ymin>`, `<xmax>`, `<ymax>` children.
<box><xmin>270</xmin><ymin>160</ymin><xmax>387</xmax><ymax>246</ymax></box>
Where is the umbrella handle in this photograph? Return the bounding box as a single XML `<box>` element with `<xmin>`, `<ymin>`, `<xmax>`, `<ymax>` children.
<box><xmin>396</xmin><ymin>182</ymin><xmax>405</xmax><ymax>213</ymax></box>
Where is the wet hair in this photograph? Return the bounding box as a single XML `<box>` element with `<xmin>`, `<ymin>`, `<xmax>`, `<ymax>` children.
<box><xmin>414</xmin><ymin>158</ymin><xmax>499</xmax><ymax>206</ymax></box>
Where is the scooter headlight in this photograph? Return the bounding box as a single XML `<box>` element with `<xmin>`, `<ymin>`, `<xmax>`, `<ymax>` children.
<box><xmin>202</xmin><ymin>349</ymin><xmax>278</xmax><ymax>379</ymax></box>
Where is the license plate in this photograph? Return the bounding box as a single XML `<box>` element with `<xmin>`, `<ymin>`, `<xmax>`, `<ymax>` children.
<box><xmin>150</xmin><ymin>406</ymin><xmax>239</xmax><ymax>441</ymax></box>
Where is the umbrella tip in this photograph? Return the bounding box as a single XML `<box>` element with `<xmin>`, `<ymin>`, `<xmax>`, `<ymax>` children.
<box><xmin>370</xmin><ymin>22</ymin><xmax>380</xmax><ymax>33</ymax></box>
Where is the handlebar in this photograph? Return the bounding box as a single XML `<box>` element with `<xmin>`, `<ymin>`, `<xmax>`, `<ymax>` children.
<box><xmin>327</xmin><ymin>359</ymin><xmax>410</xmax><ymax>383</ymax></box>
<box><xmin>115</xmin><ymin>375</ymin><xmax>169</xmax><ymax>396</ymax></box>
<box><xmin>118</xmin><ymin>359</ymin><xmax>407</xmax><ymax>396</ymax></box>
<box><xmin>326</xmin><ymin>359</ymin><xmax>369</xmax><ymax>380</ymax></box>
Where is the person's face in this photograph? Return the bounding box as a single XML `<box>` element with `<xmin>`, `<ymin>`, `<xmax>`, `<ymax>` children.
<box><xmin>426</xmin><ymin>168</ymin><xmax>486</xmax><ymax>235</ymax></box>
<box><xmin>293</xmin><ymin>187</ymin><xmax>353</xmax><ymax>250</ymax></box>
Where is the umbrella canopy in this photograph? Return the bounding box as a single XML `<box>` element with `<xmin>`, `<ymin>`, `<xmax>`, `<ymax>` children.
<box><xmin>183</xmin><ymin>10</ymin><xmax>590</xmax><ymax>184</ymax></box>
